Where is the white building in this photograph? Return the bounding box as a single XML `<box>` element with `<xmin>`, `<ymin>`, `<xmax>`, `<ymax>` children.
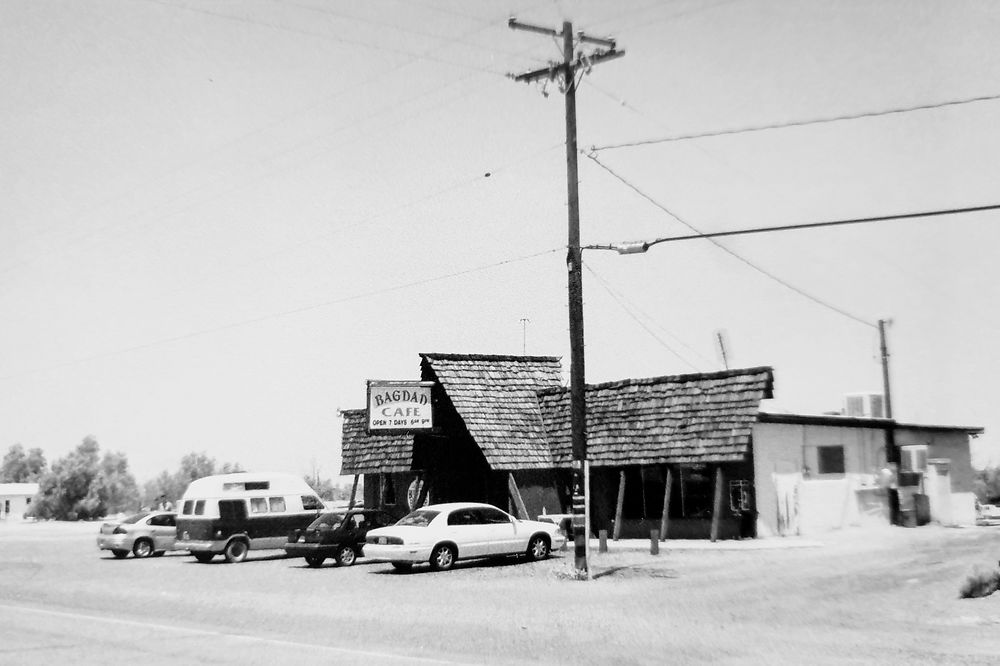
<box><xmin>0</xmin><ymin>483</ymin><xmax>39</xmax><ymax>521</ymax></box>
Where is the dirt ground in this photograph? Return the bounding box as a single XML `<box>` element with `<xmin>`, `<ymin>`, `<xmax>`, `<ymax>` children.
<box><xmin>1</xmin><ymin>520</ymin><xmax>999</xmax><ymax>664</ymax></box>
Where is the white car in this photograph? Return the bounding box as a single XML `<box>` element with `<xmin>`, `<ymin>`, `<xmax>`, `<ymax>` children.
<box><xmin>364</xmin><ymin>502</ymin><xmax>566</xmax><ymax>572</ymax></box>
<box><xmin>97</xmin><ymin>510</ymin><xmax>177</xmax><ymax>559</ymax></box>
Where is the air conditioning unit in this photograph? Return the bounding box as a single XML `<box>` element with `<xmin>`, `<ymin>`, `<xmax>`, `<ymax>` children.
<box><xmin>843</xmin><ymin>392</ymin><xmax>886</xmax><ymax>418</ymax></box>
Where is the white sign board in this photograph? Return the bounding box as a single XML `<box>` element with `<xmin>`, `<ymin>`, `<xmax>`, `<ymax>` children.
<box><xmin>367</xmin><ymin>380</ymin><xmax>434</xmax><ymax>432</ymax></box>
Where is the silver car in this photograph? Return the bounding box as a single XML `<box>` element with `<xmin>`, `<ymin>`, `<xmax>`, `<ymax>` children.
<box><xmin>97</xmin><ymin>511</ymin><xmax>177</xmax><ymax>559</ymax></box>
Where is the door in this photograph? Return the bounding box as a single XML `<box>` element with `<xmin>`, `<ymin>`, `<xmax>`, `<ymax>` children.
<box><xmin>478</xmin><ymin>506</ymin><xmax>518</xmax><ymax>554</ymax></box>
<box><xmin>148</xmin><ymin>513</ymin><xmax>177</xmax><ymax>551</ymax></box>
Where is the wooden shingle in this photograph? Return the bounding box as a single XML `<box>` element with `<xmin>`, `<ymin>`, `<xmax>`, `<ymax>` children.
<box><xmin>420</xmin><ymin>353</ymin><xmax>564</xmax><ymax>471</ymax></box>
<box><xmin>339</xmin><ymin>408</ymin><xmax>414</xmax><ymax>474</ymax></box>
<box><xmin>538</xmin><ymin>367</ymin><xmax>774</xmax><ymax>467</ymax></box>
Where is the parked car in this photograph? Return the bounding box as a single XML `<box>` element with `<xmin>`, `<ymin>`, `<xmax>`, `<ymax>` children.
<box><xmin>284</xmin><ymin>508</ymin><xmax>395</xmax><ymax>567</ymax></box>
<box><xmin>364</xmin><ymin>502</ymin><xmax>566</xmax><ymax>572</ymax></box>
<box><xmin>97</xmin><ymin>511</ymin><xmax>177</xmax><ymax>559</ymax></box>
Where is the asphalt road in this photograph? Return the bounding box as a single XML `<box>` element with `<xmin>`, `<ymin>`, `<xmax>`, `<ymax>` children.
<box><xmin>3</xmin><ymin>521</ymin><xmax>1000</xmax><ymax>665</ymax></box>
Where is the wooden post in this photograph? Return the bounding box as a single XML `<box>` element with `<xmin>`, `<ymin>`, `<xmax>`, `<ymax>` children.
<box><xmin>650</xmin><ymin>529</ymin><xmax>659</xmax><ymax>555</ymax></box>
<box><xmin>348</xmin><ymin>474</ymin><xmax>359</xmax><ymax>510</ymax></box>
<box><xmin>660</xmin><ymin>466</ymin><xmax>673</xmax><ymax>542</ymax></box>
<box><xmin>613</xmin><ymin>470</ymin><xmax>626</xmax><ymax>540</ymax></box>
<box><xmin>598</xmin><ymin>529</ymin><xmax>608</xmax><ymax>552</ymax></box>
<box><xmin>710</xmin><ymin>466</ymin><xmax>724</xmax><ymax>542</ymax></box>
<box><xmin>508</xmin><ymin>473</ymin><xmax>529</xmax><ymax>520</ymax></box>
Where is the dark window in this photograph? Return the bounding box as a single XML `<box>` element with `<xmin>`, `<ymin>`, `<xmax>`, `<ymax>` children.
<box><xmin>245</xmin><ymin>481</ymin><xmax>269</xmax><ymax>491</ymax></box>
<box><xmin>182</xmin><ymin>501</ymin><xmax>193</xmax><ymax>515</ymax></box>
<box><xmin>302</xmin><ymin>495</ymin><xmax>324</xmax><ymax>511</ymax></box>
<box><xmin>818</xmin><ymin>446</ymin><xmax>846</xmax><ymax>475</ymax></box>
<box><xmin>447</xmin><ymin>509</ymin><xmax>478</xmax><ymax>526</ymax></box>
<box><xmin>194</xmin><ymin>500</ymin><xmax>206</xmax><ymax>516</ymax></box>
<box><xmin>680</xmin><ymin>467</ymin><xmax>713</xmax><ymax>518</ymax></box>
<box><xmin>149</xmin><ymin>514</ymin><xmax>176</xmax><ymax>527</ymax></box>
<box><xmin>397</xmin><ymin>509</ymin><xmax>439</xmax><ymax>527</ymax></box>
<box><xmin>219</xmin><ymin>499</ymin><xmax>246</xmax><ymax>521</ymax></box>
<box><xmin>480</xmin><ymin>507</ymin><xmax>511</xmax><ymax>524</ymax></box>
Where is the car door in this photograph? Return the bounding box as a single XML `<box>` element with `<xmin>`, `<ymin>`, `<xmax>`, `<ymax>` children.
<box><xmin>446</xmin><ymin>508</ymin><xmax>489</xmax><ymax>558</ymax></box>
<box><xmin>148</xmin><ymin>513</ymin><xmax>176</xmax><ymax>551</ymax></box>
<box><xmin>478</xmin><ymin>506</ymin><xmax>518</xmax><ymax>554</ymax></box>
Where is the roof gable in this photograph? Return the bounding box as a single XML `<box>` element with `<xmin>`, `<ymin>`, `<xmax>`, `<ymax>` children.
<box><xmin>539</xmin><ymin>366</ymin><xmax>774</xmax><ymax>466</ymax></box>
<box><xmin>420</xmin><ymin>353</ymin><xmax>564</xmax><ymax>470</ymax></box>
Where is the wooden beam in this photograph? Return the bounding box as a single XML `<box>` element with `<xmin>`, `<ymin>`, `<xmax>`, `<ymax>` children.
<box><xmin>710</xmin><ymin>466</ymin><xmax>724</xmax><ymax>542</ymax></box>
<box><xmin>659</xmin><ymin>466</ymin><xmax>673</xmax><ymax>542</ymax></box>
<box><xmin>347</xmin><ymin>474</ymin><xmax>359</xmax><ymax>510</ymax></box>
<box><xmin>613</xmin><ymin>470</ymin><xmax>626</xmax><ymax>540</ymax></box>
<box><xmin>508</xmin><ymin>473</ymin><xmax>528</xmax><ymax>520</ymax></box>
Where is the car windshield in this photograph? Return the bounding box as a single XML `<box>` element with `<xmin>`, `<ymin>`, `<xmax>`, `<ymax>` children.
<box><xmin>396</xmin><ymin>509</ymin><xmax>440</xmax><ymax>527</ymax></box>
<box><xmin>308</xmin><ymin>512</ymin><xmax>344</xmax><ymax>529</ymax></box>
<box><xmin>121</xmin><ymin>512</ymin><xmax>151</xmax><ymax>524</ymax></box>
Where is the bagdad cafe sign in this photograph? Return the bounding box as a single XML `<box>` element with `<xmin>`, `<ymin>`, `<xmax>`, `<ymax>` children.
<box><xmin>366</xmin><ymin>380</ymin><xmax>435</xmax><ymax>432</ymax></box>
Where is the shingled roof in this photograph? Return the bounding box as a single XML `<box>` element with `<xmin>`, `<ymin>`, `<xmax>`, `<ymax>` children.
<box><xmin>339</xmin><ymin>408</ymin><xmax>414</xmax><ymax>475</ymax></box>
<box><xmin>419</xmin><ymin>353</ymin><xmax>564</xmax><ymax>471</ymax></box>
<box><xmin>538</xmin><ymin>366</ymin><xmax>774</xmax><ymax>467</ymax></box>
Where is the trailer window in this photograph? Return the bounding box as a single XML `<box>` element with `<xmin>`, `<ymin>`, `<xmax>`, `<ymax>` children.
<box><xmin>194</xmin><ymin>500</ymin><xmax>206</xmax><ymax>516</ymax></box>
<box><xmin>268</xmin><ymin>497</ymin><xmax>286</xmax><ymax>512</ymax></box>
<box><xmin>182</xmin><ymin>501</ymin><xmax>193</xmax><ymax>515</ymax></box>
<box><xmin>302</xmin><ymin>495</ymin><xmax>324</xmax><ymax>511</ymax></box>
<box><xmin>250</xmin><ymin>497</ymin><xmax>269</xmax><ymax>514</ymax></box>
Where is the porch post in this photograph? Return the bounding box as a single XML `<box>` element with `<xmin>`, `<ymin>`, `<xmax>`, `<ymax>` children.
<box><xmin>711</xmin><ymin>466</ymin><xmax>724</xmax><ymax>542</ymax></box>
<box><xmin>348</xmin><ymin>474</ymin><xmax>360</xmax><ymax>510</ymax></box>
<box><xmin>660</xmin><ymin>466</ymin><xmax>673</xmax><ymax>542</ymax></box>
<box><xmin>613</xmin><ymin>470</ymin><xmax>626</xmax><ymax>541</ymax></box>
<box><xmin>508</xmin><ymin>473</ymin><xmax>529</xmax><ymax>519</ymax></box>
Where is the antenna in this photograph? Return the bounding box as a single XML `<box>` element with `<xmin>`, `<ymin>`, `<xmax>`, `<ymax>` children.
<box><xmin>714</xmin><ymin>329</ymin><xmax>731</xmax><ymax>370</ymax></box>
<box><xmin>520</xmin><ymin>317</ymin><xmax>530</xmax><ymax>355</ymax></box>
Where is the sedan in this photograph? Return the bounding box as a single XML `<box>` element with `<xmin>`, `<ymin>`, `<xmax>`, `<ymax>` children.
<box><xmin>97</xmin><ymin>511</ymin><xmax>177</xmax><ymax>559</ymax></box>
<box><xmin>284</xmin><ymin>508</ymin><xmax>395</xmax><ymax>567</ymax></box>
<box><xmin>364</xmin><ymin>502</ymin><xmax>565</xmax><ymax>572</ymax></box>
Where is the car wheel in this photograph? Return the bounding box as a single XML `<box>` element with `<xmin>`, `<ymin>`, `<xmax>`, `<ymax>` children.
<box><xmin>526</xmin><ymin>534</ymin><xmax>550</xmax><ymax>561</ymax></box>
<box><xmin>305</xmin><ymin>555</ymin><xmax>326</xmax><ymax>567</ymax></box>
<box><xmin>391</xmin><ymin>562</ymin><xmax>413</xmax><ymax>572</ymax></box>
<box><xmin>193</xmin><ymin>552</ymin><xmax>215</xmax><ymax>563</ymax></box>
<box><xmin>111</xmin><ymin>549</ymin><xmax>128</xmax><ymax>559</ymax></box>
<box><xmin>335</xmin><ymin>546</ymin><xmax>357</xmax><ymax>567</ymax></box>
<box><xmin>224</xmin><ymin>539</ymin><xmax>249</xmax><ymax>563</ymax></box>
<box><xmin>429</xmin><ymin>543</ymin><xmax>456</xmax><ymax>571</ymax></box>
<box><xmin>132</xmin><ymin>538</ymin><xmax>154</xmax><ymax>559</ymax></box>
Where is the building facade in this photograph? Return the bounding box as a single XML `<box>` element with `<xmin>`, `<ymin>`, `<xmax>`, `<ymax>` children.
<box><xmin>0</xmin><ymin>483</ymin><xmax>39</xmax><ymax>521</ymax></box>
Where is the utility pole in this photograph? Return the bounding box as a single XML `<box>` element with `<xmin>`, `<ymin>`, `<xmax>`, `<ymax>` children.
<box><xmin>508</xmin><ymin>17</ymin><xmax>623</xmax><ymax>577</ymax></box>
<box><xmin>878</xmin><ymin>318</ymin><xmax>900</xmax><ymax>525</ymax></box>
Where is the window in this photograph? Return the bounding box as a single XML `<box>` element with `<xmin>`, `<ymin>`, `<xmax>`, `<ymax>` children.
<box><xmin>219</xmin><ymin>499</ymin><xmax>246</xmax><ymax>521</ymax></box>
<box><xmin>25</xmin><ymin>497</ymin><xmax>31</xmax><ymax>506</ymax></box>
<box><xmin>182</xmin><ymin>501</ymin><xmax>193</xmax><ymax>515</ymax></box>
<box><xmin>149</xmin><ymin>514</ymin><xmax>175</xmax><ymax>527</ymax></box>
<box><xmin>194</xmin><ymin>500</ymin><xmax>206</xmax><ymax>516</ymax></box>
<box><xmin>302</xmin><ymin>495</ymin><xmax>324</xmax><ymax>511</ymax></box>
<box><xmin>817</xmin><ymin>446</ymin><xmax>846</xmax><ymax>475</ymax></box>
<box><xmin>268</xmin><ymin>497</ymin><xmax>286</xmax><ymax>512</ymax></box>
<box><xmin>480</xmin><ymin>507</ymin><xmax>511</xmax><ymax>524</ymax></box>
<box><xmin>397</xmin><ymin>509</ymin><xmax>439</xmax><ymax>527</ymax></box>
<box><xmin>900</xmin><ymin>445</ymin><xmax>928</xmax><ymax>473</ymax></box>
<box><xmin>250</xmin><ymin>498</ymin><xmax>268</xmax><ymax>514</ymax></box>
<box><xmin>448</xmin><ymin>509</ymin><xmax>478</xmax><ymax>526</ymax></box>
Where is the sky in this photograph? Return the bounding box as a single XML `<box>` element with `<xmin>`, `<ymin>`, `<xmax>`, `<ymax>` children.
<box><xmin>3</xmin><ymin>0</ymin><xmax>999</xmax><ymax>485</ymax></box>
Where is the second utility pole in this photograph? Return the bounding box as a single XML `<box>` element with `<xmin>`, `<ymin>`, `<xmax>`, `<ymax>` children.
<box><xmin>508</xmin><ymin>18</ymin><xmax>624</xmax><ymax>576</ymax></box>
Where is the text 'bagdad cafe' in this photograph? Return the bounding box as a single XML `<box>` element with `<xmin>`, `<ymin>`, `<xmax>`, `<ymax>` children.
<box><xmin>366</xmin><ymin>380</ymin><xmax>435</xmax><ymax>432</ymax></box>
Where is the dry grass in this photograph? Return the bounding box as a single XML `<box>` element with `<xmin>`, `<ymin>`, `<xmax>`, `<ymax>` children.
<box><xmin>960</xmin><ymin>565</ymin><xmax>1000</xmax><ymax>599</ymax></box>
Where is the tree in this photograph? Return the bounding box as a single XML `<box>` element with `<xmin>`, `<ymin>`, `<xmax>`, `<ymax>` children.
<box><xmin>1</xmin><ymin>444</ymin><xmax>46</xmax><ymax>482</ymax></box>
<box><xmin>90</xmin><ymin>450</ymin><xmax>140</xmax><ymax>515</ymax></box>
<box><xmin>143</xmin><ymin>452</ymin><xmax>244</xmax><ymax>507</ymax></box>
<box><xmin>31</xmin><ymin>436</ymin><xmax>102</xmax><ymax>520</ymax></box>
<box><xmin>974</xmin><ymin>466</ymin><xmax>1000</xmax><ymax>504</ymax></box>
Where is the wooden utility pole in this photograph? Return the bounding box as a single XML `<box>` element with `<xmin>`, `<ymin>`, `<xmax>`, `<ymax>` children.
<box><xmin>508</xmin><ymin>16</ymin><xmax>623</xmax><ymax>578</ymax></box>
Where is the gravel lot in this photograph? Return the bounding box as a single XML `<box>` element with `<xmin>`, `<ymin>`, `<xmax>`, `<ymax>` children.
<box><xmin>1</xmin><ymin>520</ymin><xmax>999</xmax><ymax>664</ymax></box>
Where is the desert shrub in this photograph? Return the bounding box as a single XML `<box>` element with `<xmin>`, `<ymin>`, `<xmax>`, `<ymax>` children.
<box><xmin>959</xmin><ymin>566</ymin><xmax>1000</xmax><ymax>599</ymax></box>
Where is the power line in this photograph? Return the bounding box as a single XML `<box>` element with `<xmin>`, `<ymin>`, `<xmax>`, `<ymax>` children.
<box><xmin>583</xmin><ymin>262</ymin><xmax>705</xmax><ymax>372</ymax></box>
<box><xmin>0</xmin><ymin>248</ymin><xmax>562</xmax><ymax>382</ymax></box>
<box><xmin>585</xmin><ymin>152</ymin><xmax>877</xmax><ymax>328</ymax></box>
<box><xmin>590</xmin><ymin>91</ymin><xmax>1000</xmax><ymax>152</ymax></box>
<box><xmin>585</xmin><ymin>203</ymin><xmax>1000</xmax><ymax>251</ymax></box>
